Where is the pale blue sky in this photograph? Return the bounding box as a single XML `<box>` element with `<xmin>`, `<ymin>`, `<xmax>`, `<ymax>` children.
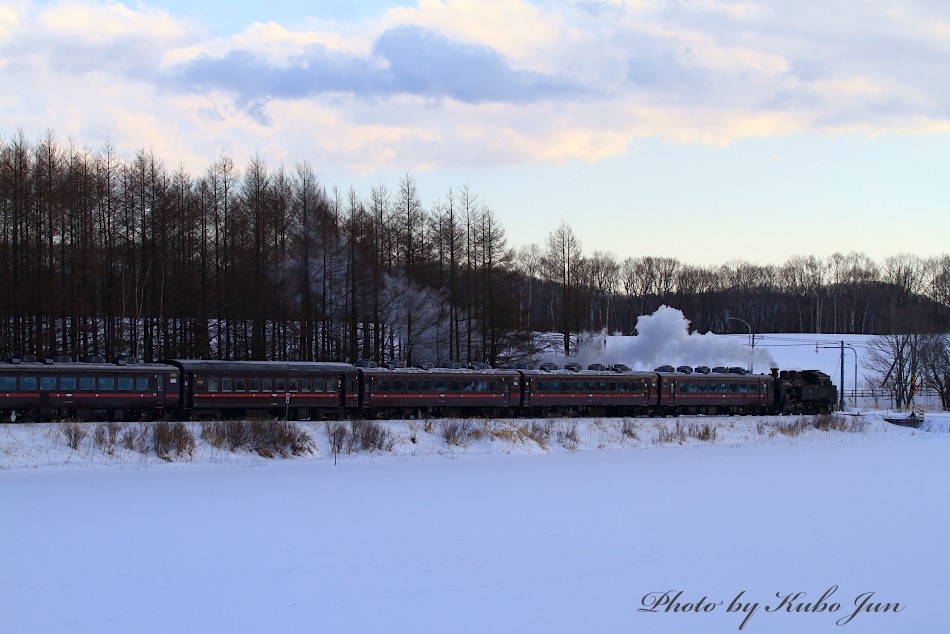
<box><xmin>3</xmin><ymin>0</ymin><xmax>949</xmax><ymax>265</ymax></box>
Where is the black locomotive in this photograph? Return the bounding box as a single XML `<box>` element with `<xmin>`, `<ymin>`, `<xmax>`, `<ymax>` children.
<box><xmin>0</xmin><ymin>356</ymin><xmax>836</xmax><ymax>422</ymax></box>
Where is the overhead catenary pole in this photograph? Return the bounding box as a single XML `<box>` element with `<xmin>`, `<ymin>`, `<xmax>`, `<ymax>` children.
<box><xmin>726</xmin><ymin>317</ymin><xmax>754</xmax><ymax>373</ymax></box>
<box><xmin>840</xmin><ymin>341</ymin><xmax>845</xmax><ymax>412</ymax></box>
<box><xmin>816</xmin><ymin>340</ymin><xmax>856</xmax><ymax>411</ymax></box>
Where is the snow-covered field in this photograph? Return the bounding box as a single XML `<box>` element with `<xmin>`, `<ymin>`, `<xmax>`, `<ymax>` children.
<box><xmin>3</xmin><ymin>320</ymin><xmax>947</xmax><ymax>633</ymax></box>
<box><xmin>2</xmin><ymin>413</ymin><xmax>948</xmax><ymax>634</ymax></box>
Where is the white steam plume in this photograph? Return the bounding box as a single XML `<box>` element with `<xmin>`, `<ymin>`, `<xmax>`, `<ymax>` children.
<box><xmin>544</xmin><ymin>305</ymin><xmax>776</xmax><ymax>373</ymax></box>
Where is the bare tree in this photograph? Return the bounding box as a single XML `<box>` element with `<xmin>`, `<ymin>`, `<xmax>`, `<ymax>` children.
<box><xmin>586</xmin><ymin>250</ymin><xmax>619</xmax><ymax>333</ymax></box>
<box><xmin>918</xmin><ymin>334</ymin><xmax>950</xmax><ymax>410</ymax></box>
<box><xmin>542</xmin><ymin>221</ymin><xmax>583</xmax><ymax>357</ymax></box>
<box><xmin>780</xmin><ymin>255</ymin><xmax>826</xmax><ymax>333</ymax></box>
<box><xmin>866</xmin><ymin>334</ymin><xmax>923</xmax><ymax>410</ymax></box>
<box><xmin>922</xmin><ymin>255</ymin><xmax>950</xmax><ymax>327</ymax></box>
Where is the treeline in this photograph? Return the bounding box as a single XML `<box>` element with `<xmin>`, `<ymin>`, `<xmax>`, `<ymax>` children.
<box><xmin>2</xmin><ymin>131</ymin><xmax>949</xmax><ymax>365</ymax></box>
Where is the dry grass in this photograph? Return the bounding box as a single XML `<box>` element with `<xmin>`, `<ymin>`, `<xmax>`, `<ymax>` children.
<box><xmin>556</xmin><ymin>421</ymin><xmax>580</xmax><ymax>447</ymax></box>
<box><xmin>201</xmin><ymin>420</ymin><xmax>314</xmax><ymax>458</ymax></box>
<box><xmin>524</xmin><ymin>421</ymin><xmax>551</xmax><ymax>449</ymax></box>
<box><xmin>655</xmin><ymin>421</ymin><xmax>718</xmax><ymax>444</ymax></box>
<box><xmin>153</xmin><ymin>422</ymin><xmax>196</xmax><ymax>461</ymax></box>
<box><xmin>60</xmin><ymin>422</ymin><xmax>88</xmax><ymax>450</ymax></box>
<box><xmin>441</xmin><ymin>420</ymin><xmax>479</xmax><ymax>447</ymax></box>
<box><xmin>621</xmin><ymin>419</ymin><xmax>641</xmax><ymax>441</ymax></box>
<box><xmin>93</xmin><ymin>423</ymin><xmax>121</xmax><ymax>456</ymax></box>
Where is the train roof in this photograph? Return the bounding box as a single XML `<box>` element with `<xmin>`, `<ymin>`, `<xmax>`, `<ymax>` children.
<box><xmin>2</xmin><ymin>358</ymin><xmax>176</xmax><ymax>372</ymax></box>
<box><xmin>166</xmin><ymin>360</ymin><xmax>359</xmax><ymax>374</ymax></box>
<box><xmin>654</xmin><ymin>370</ymin><xmax>769</xmax><ymax>378</ymax></box>
<box><xmin>361</xmin><ymin>366</ymin><xmax>520</xmax><ymax>377</ymax></box>
<box><xmin>517</xmin><ymin>368</ymin><xmax>655</xmax><ymax>377</ymax></box>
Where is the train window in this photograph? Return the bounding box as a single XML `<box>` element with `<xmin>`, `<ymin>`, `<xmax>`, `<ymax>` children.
<box><xmin>739</xmin><ymin>384</ymin><xmax>749</xmax><ymax>393</ymax></box>
<box><xmin>729</xmin><ymin>383</ymin><xmax>739</xmax><ymax>393</ymax></box>
<box><xmin>538</xmin><ymin>380</ymin><xmax>549</xmax><ymax>392</ymax></box>
<box><xmin>435</xmin><ymin>381</ymin><xmax>447</xmax><ymax>392</ymax></box>
<box><xmin>688</xmin><ymin>383</ymin><xmax>698</xmax><ymax>393</ymax></box>
<box><xmin>598</xmin><ymin>381</ymin><xmax>608</xmax><ymax>392</ymax></box>
<box><xmin>249</xmin><ymin>379</ymin><xmax>260</xmax><ymax>392</ymax></box>
<box><xmin>679</xmin><ymin>382</ymin><xmax>688</xmax><ymax>393</ymax></box>
<box><xmin>274</xmin><ymin>379</ymin><xmax>285</xmax><ymax>391</ymax></box>
<box><xmin>135</xmin><ymin>377</ymin><xmax>150</xmax><ymax>390</ymax></box>
<box><xmin>558</xmin><ymin>381</ymin><xmax>569</xmax><ymax>393</ymax></box>
<box><xmin>392</xmin><ymin>380</ymin><xmax>404</xmax><ymax>392</ymax></box>
<box><xmin>19</xmin><ymin>376</ymin><xmax>37</xmax><ymax>390</ymax></box>
<box><xmin>478</xmin><ymin>380</ymin><xmax>490</xmax><ymax>392</ymax></box>
<box><xmin>118</xmin><ymin>377</ymin><xmax>134</xmax><ymax>391</ymax></box>
<box><xmin>222</xmin><ymin>378</ymin><xmax>232</xmax><ymax>392</ymax></box>
<box><xmin>234</xmin><ymin>379</ymin><xmax>246</xmax><ymax>392</ymax></box>
<box><xmin>58</xmin><ymin>377</ymin><xmax>76</xmax><ymax>390</ymax></box>
<box><xmin>313</xmin><ymin>379</ymin><xmax>324</xmax><ymax>393</ymax></box>
<box><xmin>300</xmin><ymin>380</ymin><xmax>310</xmax><ymax>392</ymax></box>
<box><xmin>698</xmin><ymin>383</ymin><xmax>708</xmax><ymax>393</ymax></box>
<box><xmin>207</xmin><ymin>378</ymin><xmax>219</xmax><ymax>393</ymax></box>
<box><xmin>98</xmin><ymin>377</ymin><xmax>116</xmax><ymax>390</ymax></box>
<box><xmin>262</xmin><ymin>379</ymin><xmax>273</xmax><ymax>392</ymax></box>
<box><xmin>489</xmin><ymin>381</ymin><xmax>499</xmax><ymax>392</ymax></box>
<box><xmin>0</xmin><ymin>376</ymin><xmax>15</xmax><ymax>390</ymax></box>
<box><xmin>287</xmin><ymin>379</ymin><xmax>298</xmax><ymax>392</ymax></box>
<box><xmin>449</xmin><ymin>381</ymin><xmax>461</xmax><ymax>392</ymax></box>
<box><xmin>407</xmin><ymin>380</ymin><xmax>419</xmax><ymax>392</ymax></box>
<box><xmin>379</xmin><ymin>380</ymin><xmax>391</xmax><ymax>392</ymax></box>
<box><xmin>719</xmin><ymin>383</ymin><xmax>728</xmax><ymax>392</ymax></box>
<box><xmin>40</xmin><ymin>376</ymin><xmax>57</xmax><ymax>390</ymax></box>
<box><xmin>421</xmin><ymin>380</ymin><xmax>432</xmax><ymax>392</ymax></box>
<box><xmin>78</xmin><ymin>377</ymin><xmax>95</xmax><ymax>390</ymax></box>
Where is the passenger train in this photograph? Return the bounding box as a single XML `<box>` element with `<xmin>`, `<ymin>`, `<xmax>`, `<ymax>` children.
<box><xmin>0</xmin><ymin>355</ymin><xmax>837</xmax><ymax>423</ymax></box>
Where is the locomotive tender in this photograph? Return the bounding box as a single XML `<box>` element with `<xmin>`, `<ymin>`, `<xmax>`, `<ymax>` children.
<box><xmin>0</xmin><ymin>356</ymin><xmax>837</xmax><ymax>422</ymax></box>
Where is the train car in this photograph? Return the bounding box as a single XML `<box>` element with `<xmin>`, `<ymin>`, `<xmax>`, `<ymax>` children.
<box><xmin>168</xmin><ymin>360</ymin><xmax>359</xmax><ymax>420</ymax></box>
<box><xmin>0</xmin><ymin>356</ymin><xmax>179</xmax><ymax>422</ymax></box>
<box><xmin>518</xmin><ymin>365</ymin><xmax>658</xmax><ymax>416</ymax></box>
<box><xmin>773</xmin><ymin>369</ymin><xmax>837</xmax><ymax>414</ymax></box>
<box><xmin>360</xmin><ymin>364</ymin><xmax>520</xmax><ymax>418</ymax></box>
<box><xmin>657</xmin><ymin>368</ymin><xmax>773</xmax><ymax>415</ymax></box>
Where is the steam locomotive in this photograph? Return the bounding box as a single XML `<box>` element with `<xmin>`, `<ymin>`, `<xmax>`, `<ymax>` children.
<box><xmin>0</xmin><ymin>355</ymin><xmax>837</xmax><ymax>422</ymax></box>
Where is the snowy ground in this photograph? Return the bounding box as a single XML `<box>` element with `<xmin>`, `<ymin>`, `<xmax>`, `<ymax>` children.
<box><xmin>2</xmin><ymin>412</ymin><xmax>948</xmax><ymax>633</ymax></box>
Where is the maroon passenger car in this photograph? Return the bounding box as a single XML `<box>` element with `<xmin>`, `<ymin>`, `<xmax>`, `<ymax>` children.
<box><xmin>360</xmin><ymin>365</ymin><xmax>520</xmax><ymax>418</ymax></box>
<box><xmin>0</xmin><ymin>356</ymin><xmax>178</xmax><ymax>422</ymax></box>
<box><xmin>168</xmin><ymin>360</ymin><xmax>359</xmax><ymax>420</ymax></box>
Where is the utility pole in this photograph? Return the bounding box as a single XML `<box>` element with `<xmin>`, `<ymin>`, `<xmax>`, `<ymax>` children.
<box><xmin>816</xmin><ymin>340</ymin><xmax>856</xmax><ymax>411</ymax></box>
<box><xmin>726</xmin><ymin>317</ymin><xmax>754</xmax><ymax>373</ymax></box>
<box><xmin>839</xmin><ymin>341</ymin><xmax>845</xmax><ymax>412</ymax></box>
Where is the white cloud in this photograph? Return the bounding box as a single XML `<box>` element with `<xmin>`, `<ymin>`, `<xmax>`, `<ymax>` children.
<box><xmin>37</xmin><ymin>1</ymin><xmax>187</xmax><ymax>44</ymax></box>
<box><xmin>3</xmin><ymin>0</ymin><xmax>950</xmax><ymax>176</ymax></box>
